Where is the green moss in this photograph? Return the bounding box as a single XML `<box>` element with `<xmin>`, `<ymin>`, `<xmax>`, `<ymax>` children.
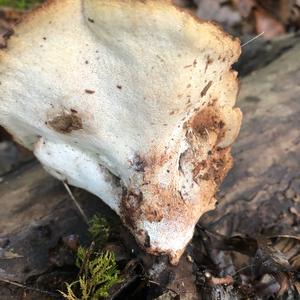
<box><xmin>60</xmin><ymin>247</ymin><xmax>122</xmax><ymax>300</ymax></box>
<box><xmin>88</xmin><ymin>214</ymin><xmax>110</xmax><ymax>247</ymax></box>
<box><xmin>0</xmin><ymin>0</ymin><xmax>43</xmax><ymax>10</ymax></box>
<box><xmin>60</xmin><ymin>215</ymin><xmax>121</xmax><ymax>299</ymax></box>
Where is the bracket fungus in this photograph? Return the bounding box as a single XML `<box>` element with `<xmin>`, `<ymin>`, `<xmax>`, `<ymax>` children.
<box><xmin>0</xmin><ymin>0</ymin><xmax>242</xmax><ymax>264</ymax></box>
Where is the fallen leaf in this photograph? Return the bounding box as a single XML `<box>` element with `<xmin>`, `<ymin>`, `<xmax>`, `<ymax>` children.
<box><xmin>254</xmin><ymin>8</ymin><xmax>285</xmax><ymax>39</ymax></box>
<box><xmin>0</xmin><ymin>249</ymin><xmax>23</xmax><ymax>259</ymax></box>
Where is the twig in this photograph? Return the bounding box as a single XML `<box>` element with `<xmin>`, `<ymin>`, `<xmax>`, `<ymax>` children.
<box><xmin>148</xmin><ymin>280</ymin><xmax>179</xmax><ymax>297</ymax></box>
<box><xmin>0</xmin><ymin>278</ymin><xmax>60</xmax><ymax>298</ymax></box>
<box><xmin>231</xmin><ymin>264</ymin><xmax>255</xmax><ymax>277</ymax></box>
<box><xmin>108</xmin><ymin>274</ymin><xmax>139</xmax><ymax>300</ymax></box>
<box><xmin>241</xmin><ymin>32</ymin><xmax>265</xmax><ymax>47</ymax></box>
<box><xmin>63</xmin><ymin>181</ymin><xmax>89</xmax><ymax>225</ymax></box>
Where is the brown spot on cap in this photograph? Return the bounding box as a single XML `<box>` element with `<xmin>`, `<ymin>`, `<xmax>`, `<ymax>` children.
<box><xmin>85</xmin><ymin>89</ymin><xmax>95</xmax><ymax>94</ymax></box>
<box><xmin>143</xmin><ymin>205</ymin><xmax>164</xmax><ymax>223</ymax></box>
<box><xmin>70</xmin><ymin>108</ymin><xmax>78</xmax><ymax>114</ymax></box>
<box><xmin>191</xmin><ymin>106</ymin><xmax>225</xmax><ymax>142</ymax></box>
<box><xmin>200</xmin><ymin>81</ymin><xmax>212</xmax><ymax>98</ymax></box>
<box><xmin>205</xmin><ymin>56</ymin><xmax>213</xmax><ymax>73</ymax></box>
<box><xmin>48</xmin><ymin>113</ymin><xmax>83</xmax><ymax>134</ymax></box>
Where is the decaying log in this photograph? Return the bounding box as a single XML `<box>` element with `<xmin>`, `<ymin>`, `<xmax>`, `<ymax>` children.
<box><xmin>0</xmin><ymin>163</ymin><xmax>86</xmax><ymax>281</ymax></box>
<box><xmin>0</xmin><ymin>162</ymin><xmax>124</xmax><ymax>299</ymax></box>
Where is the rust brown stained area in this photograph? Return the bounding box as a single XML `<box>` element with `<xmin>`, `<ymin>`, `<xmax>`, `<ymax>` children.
<box><xmin>193</xmin><ymin>147</ymin><xmax>233</xmax><ymax>185</ymax></box>
<box><xmin>188</xmin><ymin>106</ymin><xmax>233</xmax><ymax>185</ymax></box>
<box><xmin>142</xmin><ymin>201</ymin><xmax>164</xmax><ymax>223</ymax></box>
<box><xmin>120</xmin><ymin>142</ymin><xmax>232</xmax><ymax>261</ymax></box>
<box><xmin>119</xmin><ymin>96</ymin><xmax>236</xmax><ymax>260</ymax></box>
<box><xmin>48</xmin><ymin>112</ymin><xmax>83</xmax><ymax>134</ymax></box>
<box><xmin>190</xmin><ymin>106</ymin><xmax>226</xmax><ymax>143</ymax></box>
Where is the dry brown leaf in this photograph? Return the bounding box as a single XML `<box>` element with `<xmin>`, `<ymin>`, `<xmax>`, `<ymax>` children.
<box><xmin>254</xmin><ymin>8</ymin><xmax>285</xmax><ymax>39</ymax></box>
<box><xmin>272</xmin><ymin>235</ymin><xmax>300</xmax><ymax>268</ymax></box>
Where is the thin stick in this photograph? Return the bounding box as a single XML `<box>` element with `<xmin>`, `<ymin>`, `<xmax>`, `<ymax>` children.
<box><xmin>63</xmin><ymin>181</ymin><xmax>89</xmax><ymax>225</ymax></box>
<box><xmin>0</xmin><ymin>278</ymin><xmax>60</xmax><ymax>298</ymax></box>
<box><xmin>241</xmin><ymin>32</ymin><xmax>265</xmax><ymax>47</ymax></box>
<box><xmin>231</xmin><ymin>264</ymin><xmax>255</xmax><ymax>277</ymax></box>
<box><xmin>148</xmin><ymin>280</ymin><xmax>179</xmax><ymax>296</ymax></box>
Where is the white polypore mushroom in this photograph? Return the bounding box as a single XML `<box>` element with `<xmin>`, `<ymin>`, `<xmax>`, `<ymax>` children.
<box><xmin>0</xmin><ymin>0</ymin><xmax>242</xmax><ymax>264</ymax></box>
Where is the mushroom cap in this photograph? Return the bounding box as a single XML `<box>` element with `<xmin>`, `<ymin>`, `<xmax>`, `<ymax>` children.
<box><xmin>0</xmin><ymin>0</ymin><xmax>241</xmax><ymax>264</ymax></box>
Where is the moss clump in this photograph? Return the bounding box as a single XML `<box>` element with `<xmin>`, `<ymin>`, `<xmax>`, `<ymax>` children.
<box><xmin>0</xmin><ymin>0</ymin><xmax>43</xmax><ymax>10</ymax></box>
<box><xmin>60</xmin><ymin>246</ymin><xmax>121</xmax><ymax>300</ymax></box>
<box><xmin>88</xmin><ymin>214</ymin><xmax>110</xmax><ymax>247</ymax></box>
<box><xmin>60</xmin><ymin>215</ymin><xmax>122</xmax><ymax>299</ymax></box>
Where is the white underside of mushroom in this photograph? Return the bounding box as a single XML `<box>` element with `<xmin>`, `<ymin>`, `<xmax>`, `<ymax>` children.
<box><xmin>0</xmin><ymin>0</ymin><xmax>242</xmax><ymax>264</ymax></box>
